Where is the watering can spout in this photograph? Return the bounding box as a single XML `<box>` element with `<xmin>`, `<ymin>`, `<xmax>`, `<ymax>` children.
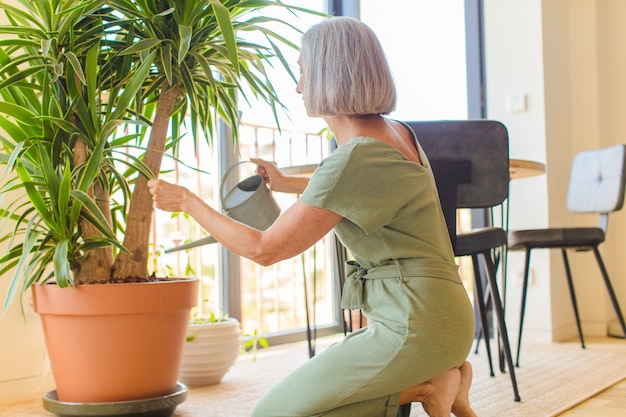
<box><xmin>164</xmin><ymin>162</ymin><xmax>280</xmax><ymax>253</ymax></box>
<box><xmin>164</xmin><ymin>236</ymin><xmax>218</xmax><ymax>252</ymax></box>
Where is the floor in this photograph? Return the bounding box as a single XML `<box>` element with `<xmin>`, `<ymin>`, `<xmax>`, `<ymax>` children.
<box><xmin>556</xmin><ymin>336</ymin><xmax>626</xmax><ymax>416</ymax></box>
<box><xmin>1</xmin><ymin>335</ymin><xmax>624</xmax><ymax>417</ymax></box>
<box><xmin>558</xmin><ymin>378</ymin><xmax>626</xmax><ymax>416</ymax></box>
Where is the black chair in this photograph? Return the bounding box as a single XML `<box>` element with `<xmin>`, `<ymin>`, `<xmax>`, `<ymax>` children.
<box><xmin>509</xmin><ymin>144</ymin><xmax>626</xmax><ymax>366</ymax></box>
<box><xmin>406</xmin><ymin>119</ymin><xmax>521</xmax><ymax>402</ymax></box>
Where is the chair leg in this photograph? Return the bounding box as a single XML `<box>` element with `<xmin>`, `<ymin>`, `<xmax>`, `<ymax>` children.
<box><xmin>593</xmin><ymin>246</ymin><xmax>626</xmax><ymax>338</ymax></box>
<box><xmin>471</xmin><ymin>254</ymin><xmax>495</xmax><ymax>377</ymax></box>
<box><xmin>473</xmin><ymin>289</ymin><xmax>493</xmax><ymax>355</ymax></box>
<box><xmin>474</xmin><ymin>323</ymin><xmax>482</xmax><ymax>354</ymax></box>
<box><xmin>561</xmin><ymin>249</ymin><xmax>585</xmax><ymax>349</ymax></box>
<box><xmin>515</xmin><ymin>248</ymin><xmax>532</xmax><ymax>367</ymax></box>
<box><xmin>481</xmin><ymin>250</ymin><xmax>521</xmax><ymax>402</ymax></box>
<box><xmin>498</xmin><ymin>244</ymin><xmax>509</xmax><ymax>373</ymax></box>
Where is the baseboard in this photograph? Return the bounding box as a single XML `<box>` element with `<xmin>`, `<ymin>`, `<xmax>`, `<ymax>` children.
<box><xmin>0</xmin><ymin>373</ymin><xmax>54</xmax><ymax>404</ymax></box>
<box><xmin>608</xmin><ymin>321</ymin><xmax>626</xmax><ymax>339</ymax></box>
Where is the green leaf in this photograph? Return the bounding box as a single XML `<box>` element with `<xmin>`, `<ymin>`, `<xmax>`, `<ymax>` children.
<box><xmin>3</xmin><ymin>143</ymin><xmax>21</xmax><ymax>173</ymax></box>
<box><xmin>1</xmin><ymin>258</ymin><xmax>20</xmax><ymax>317</ymax></box>
<box><xmin>63</xmin><ymin>51</ymin><xmax>87</xmax><ymax>85</ymax></box>
<box><xmin>3</xmin><ymin>217</ymin><xmax>39</xmax><ymax>316</ymax></box>
<box><xmin>162</xmin><ymin>44</ymin><xmax>173</xmax><ymax>85</ymax></box>
<box><xmin>119</xmin><ymin>39</ymin><xmax>163</xmax><ymax>56</ymax></box>
<box><xmin>57</xmin><ymin>159</ymin><xmax>72</xmax><ymax>232</ymax></box>
<box><xmin>110</xmin><ymin>50</ymin><xmax>157</xmax><ymax>121</ymax></box>
<box><xmin>212</xmin><ymin>0</ymin><xmax>239</xmax><ymax>72</ymax></box>
<box><xmin>71</xmin><ymin>190</ymin><xmax>122</xmax><ymax>245</ymax></box>
<box><xmin>0</xmin><ymin>116</ymin><xmax>28</xmax><ymax>151</ymax></box>
<box><xmin>15</xmin><ymin>163</ymin><xmax>55</xmax><ymax>229</ymax></box>
<box><xmin>0</xmin><ymin>102</ymin><xmax>38</xmax><ymax>126</ymax></box>
<box><xmin>53</xmin><ymin>240</ymin><xmax>73</xmax><ymax>288</ymax></box>
<box><xmin>178</xmin><ymin>25</ymin><xmax>192</xmax><ymax>64</ymax></box>
<box><xmin>85</xmin><ymin>44</ymin><xmax>99</xmax><ymax>129</ymax></box>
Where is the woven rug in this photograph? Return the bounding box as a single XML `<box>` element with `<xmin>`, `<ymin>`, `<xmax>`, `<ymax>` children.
<box><xmin>2</xmin><ymin>334</ymin><xmax>626</xmax><ymax>417</ymax></box>
<box><xmin>179</xmin><ymin>336</ymin><xmax>626</xmax><ymax>417</ymax></box>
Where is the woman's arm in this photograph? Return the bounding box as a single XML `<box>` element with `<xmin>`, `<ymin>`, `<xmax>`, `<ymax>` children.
<box><xmin>251</xmin><ymin>158</ymin><xmax>310</xmax><ymax>194</ymax></box>
<box><xmin>147</xmin><ymin>179</ymin><xmax>341</xmax><ymax>266</ymax></box>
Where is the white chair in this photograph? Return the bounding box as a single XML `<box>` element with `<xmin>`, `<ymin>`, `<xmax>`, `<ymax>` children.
<box><xmin>509</xmin><ymin>144</ymin><xmax>626</xmax><ymax>366</ymax></box>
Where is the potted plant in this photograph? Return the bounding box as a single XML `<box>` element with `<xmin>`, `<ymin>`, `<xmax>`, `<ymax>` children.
<box><xmin>179</xmin><ymin>302</ymin><xmax>243</xmax><ymax>386</ymax></box>
<box><xmin>0</xmin><ymin>0</ymin><xmax>319</xmax><ymax>410</ymax></box>
<box><xmin>179</xmin><ymin>300</ymin><xmax>270</xmax><ymax>386</ymax></box>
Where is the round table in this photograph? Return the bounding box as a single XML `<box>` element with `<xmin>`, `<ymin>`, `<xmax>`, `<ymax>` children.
<box><xmin>280</xmin><ymin>163</ymin><xmax>318</xmax><ymax>177</ymax></box>
<box><xmin>283</xmin><ymin>160</ymin><xmax>547</xmax><ymax>180</ymax></box>
<box><xmin>510</xmin><ymin>159</ymin><xmax>545</xmax><ymax>180</ymax></box>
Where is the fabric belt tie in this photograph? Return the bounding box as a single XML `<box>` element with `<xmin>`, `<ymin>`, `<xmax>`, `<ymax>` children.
<box><xmin>340</xmin><ymin>258</ymin><xmax>460</xmax><ymax>310</ymax></box>
<box><xmin>341</xmin><ymin>261</ymin><xmax>367</xmax><ymax>310</ymax></box>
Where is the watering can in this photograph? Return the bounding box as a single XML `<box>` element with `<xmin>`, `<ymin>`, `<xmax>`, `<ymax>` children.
<box><xmin>164</xmin><ymin>161</ymin><xmax>281</xmax><ymax>253</ymax></box>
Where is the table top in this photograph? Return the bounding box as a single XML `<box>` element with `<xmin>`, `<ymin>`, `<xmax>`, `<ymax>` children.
<box><xmin>282</xmin><ymin>160</ymin><xmax>547</xmax><ymax>181</ymax></box>
<box><xmin>510</xmin><ymin>159</ymin><xmax>546</xmax><ymax>180</ymax></box>
<box><xmin>280</xmin><ymin>164</ymin><xmax>318</xmax><ymax>177</ymax></box>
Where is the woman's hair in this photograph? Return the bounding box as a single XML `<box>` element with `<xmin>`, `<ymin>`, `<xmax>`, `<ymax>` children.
<box><xmin>300</xmin><ymin>17</ymin><xmax>397</xmax><ymax>117</ymax></box>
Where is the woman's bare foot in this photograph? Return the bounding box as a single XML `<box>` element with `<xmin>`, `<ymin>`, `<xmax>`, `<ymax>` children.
<box><xmin>451</xmin><ymin>361</ymin><xmax>478</xmax><ymax>417</ymax></box>
<box><xmin>399</xmin><ymin>368</ymin><xmax>461</xmax><ymax>417</ymax></box>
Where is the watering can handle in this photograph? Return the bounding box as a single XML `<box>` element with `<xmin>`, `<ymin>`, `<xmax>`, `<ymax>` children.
<box><xmin>220</xmin><ymin>160</ymin><xmax>268</xmax><ymax>207</ymax></box>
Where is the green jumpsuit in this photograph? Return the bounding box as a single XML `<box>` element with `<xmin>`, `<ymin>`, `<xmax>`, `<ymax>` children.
<box><xmin>251</xmin><ymin>133</ymin><xmax>475</xmax><ymax>417</ymax></box>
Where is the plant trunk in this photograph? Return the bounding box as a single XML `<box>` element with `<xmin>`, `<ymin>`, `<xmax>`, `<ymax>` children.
<box><xmin>74</xmin><ymin>139</ymin><xmax>114</xmax><ymax>284</ymax></box>
<box><xmin>112</xmin><ymin>84</ymin><xmax>180</xmax><ymax>279</ymax></box>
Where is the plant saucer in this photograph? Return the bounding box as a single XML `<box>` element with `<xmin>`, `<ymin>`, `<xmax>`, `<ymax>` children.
<box><xmin>42</xmin><ymin>382</ymin><xmax>187</xmax><ymax>417</ymax></box>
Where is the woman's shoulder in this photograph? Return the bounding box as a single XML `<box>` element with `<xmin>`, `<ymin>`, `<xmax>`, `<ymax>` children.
<box><xmin>316</xmin><ymin>138</ymin><xmax>395</xmax><ymax>173</ymax></box>
<box><xmin>312</xmin><ymin>139</ymin><xmax>424</xmax><ymax>193</ymax></box>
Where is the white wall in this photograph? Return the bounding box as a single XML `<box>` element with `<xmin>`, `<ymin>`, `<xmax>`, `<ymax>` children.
<box><xmin>484</xmin><ymin>0</ymin><xmax>626</xmax><ymax>343</ymax></box>
<box><xmin>0</xmin><ymin>282</ymin><xmax>53</xmax><ymax>402</ymax></box>
<box><xmin>483</xmin><ymin>0</ymin><xmax>553</xmax><ymax>344</ymax></box>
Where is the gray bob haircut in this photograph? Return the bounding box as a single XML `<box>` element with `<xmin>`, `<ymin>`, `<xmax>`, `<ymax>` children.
<box><xmin>300</xmin><ymin>17</ymin><xmax>397</xmax><ymax>116</ymax></box>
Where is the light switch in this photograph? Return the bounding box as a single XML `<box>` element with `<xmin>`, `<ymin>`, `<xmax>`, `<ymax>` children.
<box><xmin>507</xmin><ymin>93</ymin><xmax>527</xmax><ymax>113</ymax></box>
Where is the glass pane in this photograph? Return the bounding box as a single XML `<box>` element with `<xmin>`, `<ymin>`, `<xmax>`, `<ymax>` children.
<box><xmin>238</xmin><ymin>1</ymin><xmax>327</xmax><ymax>135</ymax></box>
<box><xmin>237</xmin><ymin>124</ymin><xmax>333</xmax><ymax>336</ymax></box>
<box><xmin>150</xmin><ymin>129</ymin><xmax>221</xmax><ymax>318</ymax></box>
<box><xmin>360</xmin><ymin>0</ymin><xmax>468</xmax><ymax>120</ymax></box>
<box><xmin>236</xmin><ymin>1</ymin><xmax>333</xmax><ymax>338</ymax></box>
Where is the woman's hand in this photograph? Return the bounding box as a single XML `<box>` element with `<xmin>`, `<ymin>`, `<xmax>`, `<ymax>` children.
<box><xmin>147</xmin><ymin>177</ymin><xmax>340</xmax><ymax>266</ymax></box>
<box><xmin>250</xmin><ymin>157</ymin><xmax>310</xmax><ymax>194</ymax></box>
<box><xmin>250</xmin><ymin>158</ymin><xmax>283</xmax><ymax>186</ymax></box>
<box><xmin>147</xmin><ymin>179</ymin><xmax>190</xmax><ymax>213</ymax></box>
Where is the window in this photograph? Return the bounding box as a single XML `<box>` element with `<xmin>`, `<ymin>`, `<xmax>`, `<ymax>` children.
<box><xmin>360</xmin><ymin>0</ymin><xmax>468</xmax><ymax>120</ymax></box>
<box><xmin>150</xmin><ymin>0</ymin><xmax>481</xmax><ymax>344</ymax></box>
<box><xmin>235</xmin><ymin>1</ymin><xmax>334</xmax><ymax>342</ymax></box>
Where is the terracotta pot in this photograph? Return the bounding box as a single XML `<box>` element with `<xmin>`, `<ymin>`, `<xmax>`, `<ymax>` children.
<box><xmin>178</xmin><ymin>318</ymin><xmax>241</xmax><ymax>386</ymax></box>
<box><xmin>32</xmin><ymin>278</ymin><xmax>198</xmax><ymax>403</ymax></box>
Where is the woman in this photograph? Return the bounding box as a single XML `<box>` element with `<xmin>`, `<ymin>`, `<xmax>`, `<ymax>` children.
<box><xmin>148</xmin><ymin>16</ymin><xmax>477</xmax><ymax>417</ymax></box>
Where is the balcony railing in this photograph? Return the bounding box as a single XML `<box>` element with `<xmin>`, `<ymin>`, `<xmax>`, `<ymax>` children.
<box><xmin>148</xmin><ymin>122</ymin><xmax>337</xmax><ymax>341</ymax></box>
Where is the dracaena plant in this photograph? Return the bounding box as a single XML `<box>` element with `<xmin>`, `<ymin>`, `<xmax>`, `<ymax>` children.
<box><xmin>0</xmin><ymin>0</ymin><xmax>322</xmax><ymax>315</ymax></box>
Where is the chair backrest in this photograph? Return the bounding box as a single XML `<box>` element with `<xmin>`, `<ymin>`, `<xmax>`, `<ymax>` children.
<box><xmin>567</xmin><ymin>144</ymin><xmax>626</xmax><ymax>215</ymax></box>
<box><xmin>405</xmin><ymin>120</ymin><xmax>510</xmax><ymax>209</ymax></box>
